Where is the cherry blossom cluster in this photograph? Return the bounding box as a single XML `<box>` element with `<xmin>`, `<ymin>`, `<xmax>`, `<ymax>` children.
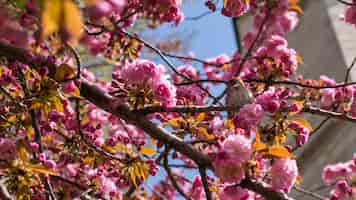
<box><xmin>112</xmin><ymin>59</ymin><xmax>177</xmax><ymax>108</ymax></box>
<box><xmin>323</xmin><ymin>155</ymin><xmax>356</xmax><ymax>200</ymax></box>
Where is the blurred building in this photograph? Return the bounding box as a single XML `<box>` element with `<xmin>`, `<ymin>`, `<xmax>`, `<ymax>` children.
<box><xmin>234</xmin><ymin>1</ymin><xmax>356</xmax><ymax>198</ymax></box>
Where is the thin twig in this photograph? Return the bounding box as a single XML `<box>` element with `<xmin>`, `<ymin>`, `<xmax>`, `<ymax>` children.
<box><xmin>185</xmin><ymin>10</ymin><xmax>217</xmax><ymax>21</ymax></box>
<box><xmin>303</xmin><ymin>106</ymin><xmax>356</xmax><ymax>124</ymax></box>
<box><xmin>337</xmin><ymin>0</ymin><xmax>356</xmax><ymax>6</ymax></box>
<box><xmin>163</xmin><ymin>148</ymin><xmax>191</xmax><ymax>200</ymax></box>
<box><xmin>236</xmin><ymin>10</ymin><xmax>271</xmax><ymax>76</ymax></box>
<box><xmin>246</xmin><ymin>79</ymin><xmax>356</xmax><ymax>89</ymax></box>
<box><xmin>30</xmin><ymin>111</ymin><xmax>57</xmax><ymax>200</ymax></box>
<box><xmin>0</xmin><ymin>86</ymin><xmax>15</xmax><ymax>101</ymax></box>
<box><xmin>65</xmin><ymin>43</ymin><xmax>81</xmax><ymax>79</ymax></box>
<box><xmin>293</xmin><ymin>186</ymin><xmax>326</xmax><ymax>200</ymax></box>
<box><xmin>345</xmin><ymin>57</ymin><xmax>356</xmax><ymax>83</ymax></box>
<box><xmin>0</xmin><ymin>178</ymin><xmax>13</xmax><ymax>200</ymax></box>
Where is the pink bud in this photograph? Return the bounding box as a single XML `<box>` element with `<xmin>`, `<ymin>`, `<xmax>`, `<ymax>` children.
<box><xmin>44</xmin><ymin>160</ymin><xmax>56</xmax><ymax>169</ymax></box>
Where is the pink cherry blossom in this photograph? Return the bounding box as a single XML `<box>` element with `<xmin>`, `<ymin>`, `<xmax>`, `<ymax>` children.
<box><xmin>0</xmin><ymin>138</ymin><xmax>16</xmax><ymax>161</ymax></box>
<box><xmin>233</xmin><ymin>103</ymin><xmax>264</xmax><ymax>130</ymax></box>
<box><xmin>270</xmin><ymin>159</ymin><xmax>298</xmax><ymax>192</ymax></box>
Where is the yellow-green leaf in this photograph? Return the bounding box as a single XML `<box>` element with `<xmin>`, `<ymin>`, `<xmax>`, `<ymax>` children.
<box><xmin>63</xmin><ymin>0</ymin><xmax>84</xmax><ymax>44</ymax></box>
<box><xmin>41</xmin><ymin>0</ymin><xmax>61</xmax><ymax>37</ymax></box>
<box><xmin>25</xmin><ymin>126</ymin><xmax>34</xmax><ymax>139</ymax></box>
<box><xmin>55</xmin><ymin>64</ymin><xmax>76</xmax><ymax>82</ymax></box>
<box><xmin>225</xmin><ymin>119</ymin><xmax>234</xmax><ymax>129</ymax></box>
<box><xmin>139</xmin><ymin>147</ymin><xmax>156</xmax><ymax>156</ymax></box>
<box><xmin>41</xmin><ymin>0</ymin><xmax>83</xmax><ymax>43</ymax></box>
<box><xmin>196</xmin><ymin>113</ymin><xmax>206</xmax><ymax>122</ymax></box>
<box><xmin>25</xmin><ymin>164</ymin><xmax>58</xmax><ymax>176</ymax></box>
<box><xmin>18</xmin><ymin>145</ymin><xmax>29</xmax><ymax>162</ymax></box>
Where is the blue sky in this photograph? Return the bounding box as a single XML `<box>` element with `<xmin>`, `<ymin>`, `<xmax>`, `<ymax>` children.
<box><xmin>179</xmin><ymin>1</ymin><xmax>237</xmax><ymax>58</ymax></box>
<box><xmin>143</xmin><ymin>1</ymin><xmax>237</xmax><ymax>59</ymax></box>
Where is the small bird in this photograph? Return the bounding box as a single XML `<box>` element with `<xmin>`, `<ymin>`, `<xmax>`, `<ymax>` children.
<box><xmin>225</xmin><ymin>78</ymin><xmax>253</xmax><ymax>118</ymax></box>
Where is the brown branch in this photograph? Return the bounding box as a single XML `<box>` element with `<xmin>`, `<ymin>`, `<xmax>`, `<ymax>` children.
<box><xmin>175</xmin><ymin>79</ymin><xmax>228</xmax><ymax>86</ymax></box>
<box><xmin>138</xmin><ymin>105</ymin><xmax>236</xmax><ymax>115</ymax></box>
<box><xmin>124</xmin><ymin>184</ymin><xmax>136</xmax><ymax>199</ymax></box>
<box><xmin>80</xmin><ymin>80</ymin><xmax>213</xmax><ymax>168</ymax></box>
<box><xmin>50</xmin><ymin>175</ymin><xmax>87</xmax><ymax>191</ymax></box>
<box><xmin>246</xmin><ymin>79</ymin><xmax>356</xmax><ymax>89</ymax></box>
<box><xmin>239</xmin><ymin>179</ymin><xmax>295</xmax><ymax>200</ymax></box>
<box><xmin>198</xmin><ymin>167</ymin><xmax>212</xmax><ymax>200</ymax></box>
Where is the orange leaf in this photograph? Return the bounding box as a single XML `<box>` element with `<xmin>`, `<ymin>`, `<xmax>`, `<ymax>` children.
<box><xmin>225</xmin><ymin>119</ymin><xmax>234</xmax><ymax>129</ymax></box>
<box><xmin>224</xmin><ymin>0</ymin><xmax>228</xmax><ymax>7</ymax></box>
<box><xmin>253</xmin><ymin>132</ymin><xmax>267</xmax><ymax>151</ymax></box>
<box><xmin>296</xmin><ymin>52</ymin><xmax>304</xmax><ymax>64</ymax></box>
<box><xmin>166</xmin><ymin>118</ymin><xmax>183</xmax><ymax>128</ymax></box>
<box><xmin>264</xmin><ymin>146</ymin><xmax>294</xmax><ymax>158</ymax></box>
<box><xmin>63</xmin><ymin>0</ymin><xmax>83</xmax><ymax>44</ymax></box>
<box><xmin>139</xmin><ymin>147</ymin><xmax>156</xmax><ymax>156</ymax></box>
<box><xmin>289</xmin><ymin>5</ymin><xmax>304</xmax><ymax>16</ymax></box>
<box><xmin>196</xmin><ymin>113</ymin><xmax>206</xmax><ymax>122</ymax></box>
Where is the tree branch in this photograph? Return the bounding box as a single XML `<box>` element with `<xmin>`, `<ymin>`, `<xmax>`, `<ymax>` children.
<box><xmin>239</xmin><ymin>179</ymin><xmax>295</xmax><ymax>200</ymax></box>
<box><xmin>198</xmin><ymin>167</ymin><xmax>212</xmax><ymax>200</ymax></box>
